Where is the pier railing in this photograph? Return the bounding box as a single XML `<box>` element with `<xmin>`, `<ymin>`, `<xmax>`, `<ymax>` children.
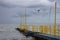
<box><xmin>19</xmin><ymin>24</ymin><xmax>60</xmax><ymax>36</ymax></box>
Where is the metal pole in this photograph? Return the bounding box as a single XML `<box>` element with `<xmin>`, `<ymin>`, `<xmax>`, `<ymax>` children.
<box><xmin>49</xmin><ymin>6</ymin><xmax>52</xmax><ymax>36</ymax></box>
<box><xmin>54</xmin><ymin>1</ymin><xmax>56</xmax><ymax>36</ymax></box>
<box><xmin>21</xmin><ymin>8</ymin><xmax>26</xmax><ymax>25</ymax></box>
<box><xmin>25</xmin><ymin>8</ymin><xmax>26</xmax><ymax>25</ymax></box>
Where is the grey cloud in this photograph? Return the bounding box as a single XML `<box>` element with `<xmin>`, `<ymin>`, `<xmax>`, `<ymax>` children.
<box><xmin>0</xmin><ymin>1</ymin><xmax>14</xmax><ymax>8</ymax></box>
<box><xmin>14</xmin><ymin>7</ymin><xmax>49</xmax><ymax>17</ymax></box>
<box><xmin>49</xmin><ymin>0</ymin><xmax>54</xmax><ymax>2</ymax></box>
<box><xmin>0</xmin><ymin>0</ymin><xmax>53</xmax><ymax>8</ymax></box>
<box><xmin>12</xmin><ymin>11</ymin><xmax>34</xmax><ymax>18</ymax></box>
<box><xmin>0</xmin><ymin>0</ymin><xmax>60</xmax><ymax>24</ymax></box>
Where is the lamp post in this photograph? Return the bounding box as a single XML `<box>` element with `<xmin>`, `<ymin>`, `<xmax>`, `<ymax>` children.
<box><xmin>54</xmin><ymin>1</ymin><xmax>56</xmax><ymax>36</ymax></box>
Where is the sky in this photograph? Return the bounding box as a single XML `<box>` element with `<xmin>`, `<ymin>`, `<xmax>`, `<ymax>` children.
<box><xmin>0</xmin><ymin>0</ymin><xmax>60</xmax><ymax>24</ymax></box>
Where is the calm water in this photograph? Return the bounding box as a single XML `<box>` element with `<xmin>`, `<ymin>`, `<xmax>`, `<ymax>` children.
<box><xmin>0</xmin><ymin>24</ymin><xmax>34</xmax><ymax>40</ymax></box>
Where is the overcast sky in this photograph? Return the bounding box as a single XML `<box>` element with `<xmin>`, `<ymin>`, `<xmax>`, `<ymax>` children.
<box><xmin>0</xmin><ymin>0</ymin><xmax>60</xmax><ymax>24</ymax></box>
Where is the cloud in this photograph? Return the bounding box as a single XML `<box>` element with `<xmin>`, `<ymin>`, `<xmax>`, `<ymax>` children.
<box><xmin>0</xmin><ymin>0</ymin><xmax>60</xmax><ymax>24</ymax></box>
<box><xmin>49</xmin><ymin>0</ymin><xmax>54</xmax><ymax>2</ymax></box>
<box><xmin>0</xmin><ymin>0</ymin><xmax>54</xmax><ymax>8</ymax></box>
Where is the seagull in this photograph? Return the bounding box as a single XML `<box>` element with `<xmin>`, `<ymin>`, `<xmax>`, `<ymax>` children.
<box><xmin>37</xmin><ymin>9</ymin><xmax>40</xmax><ymax>13</ymax></box>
